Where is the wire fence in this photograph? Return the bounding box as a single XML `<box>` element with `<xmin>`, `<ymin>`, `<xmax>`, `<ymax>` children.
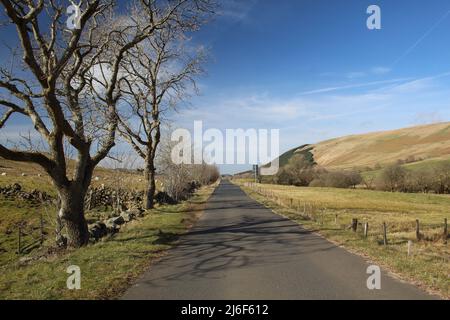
<box><xmin>243</xmin><ymin>182</ymin><xmax>449</xmax><ymax>251</ymax></box>
<box><xmin>15</xmin><ymin>204</ymin><xmax>56</xmax><ymax>255</ymax></box>
<box><xmin>16</xmin><ymin>213</ymin><xmax>46</xmax><ymax>255</ymax></box>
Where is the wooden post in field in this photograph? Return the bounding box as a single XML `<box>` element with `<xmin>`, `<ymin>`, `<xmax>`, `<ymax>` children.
<box><xmin>40</xmin><ymin>212</ymin><xmax>44</xmax><ymax>244</ymax></box>
<box><xmin>17</xmin><ymin>225</ymin><xmax>22</xmax><ymax>254</ymax></box>
<box><xmin>383</xmin><ymin>222</ymin><xmax>388</xmax><ymax>245</ymax></box>
<box><xmin>444</xmin><ymin>218</ymin><xmax>448</xmax><ymax>244</ymax></box>
<box><xmin>335</xmin><ymin>214</ymin><xmax>338</xmax><ymax>225</ymax></box>
<box><xmin>407</xmin><ymin>240</ymin><xmax>413</xmax><ymax>256</ymax></box>
<box><xmin>289</xmin><ymin>198</ymin><xmax>293</xmax><ymax>208</ymax></box>
<box><xmin>364</xmin><ymin>222</ymin><xmax>369</xmax><ymax>238</ymax></box>
<box><xmin>415</xmin><ymin>219</ymin><xmax>421</xmax><ymax>241</ymax></box>
<box><xmin>351</xmin><ymin>218</ymin><xmax>358</xmax><ymax>232</ymax></box>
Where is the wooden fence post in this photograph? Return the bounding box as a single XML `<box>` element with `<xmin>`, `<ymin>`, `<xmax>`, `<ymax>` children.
<box><xmin>444</xmin><ymin>218</ymin><xmax>448</xmax><ymax>244</ymax></box>
<box><xmin>407</xmin><ymin>240</ymin><xmax>412</xmax><ymax>256</ymax></box>
<box><xmin>40</xmin><ymin>212</ymin><xmax>44</xmax><ymax>244</ymax></box>
<box><xmin>364</xmin><ymin>222</ymin><xmax>369</xmax><ymax>238</ymax></box>
<box><xmin>416</xmin><ymin>219</ymin><xmax>421</xmax><ymax>241</ymax></box>
<box><xmin>17</xmin><ymin>225</ymin><xmax>22</xmax><ymax>254</ymax></box>
<box><xmin>383</xmin><ymin>222</ymin><xmax>388</xmax><ymax>245</ymax></box>
<box><xmin>289</xmin><ymin>198</ymin><xmax>293</xmax><ymax>208</ymax></box>
<box><xmin>335</xmin><ymin>214</ymin><xmax>338</xmax><ymax>225</ymax></box>
<box><xmin>351</xmin><ymin>218</ymin><xmax>358</xmax><ymax>232</ymax></box>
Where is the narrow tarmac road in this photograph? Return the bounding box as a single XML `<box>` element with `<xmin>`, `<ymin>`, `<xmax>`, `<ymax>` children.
<box><xmin>122</xmin><ymin>180</ymin><xmax>435</xmax><ymax>300</ymax></box>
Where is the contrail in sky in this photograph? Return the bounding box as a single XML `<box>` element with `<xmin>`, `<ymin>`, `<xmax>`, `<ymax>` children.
<box><xmin>391</xmin><ymin>9</ymin><xmax>450</xmax><ymax>68</ymax></box>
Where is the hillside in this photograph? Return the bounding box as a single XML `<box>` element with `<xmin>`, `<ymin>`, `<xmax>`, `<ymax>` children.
<box><xmin>282</xmin><ymin>122</ymin><xmax>450</xmax><ymax>170</ymax></box>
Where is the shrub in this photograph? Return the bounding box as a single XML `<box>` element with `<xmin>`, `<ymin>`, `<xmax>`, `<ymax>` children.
<box><xmin>374</xmin><ymin>161</ymin><xmax>450</xmax><ymax>194</ymax></box>
<box><xmin>275</xmin><ymin>154</ymin><xmax>315</xmax><ymax>186</ymax></box>
<box><xmin>157</xmin><ymin>139</ymin><xmax>219</xmax><ymax>202</ymax></box>
<box><xmin>376</xmin><ymin>164</ymin><xmax>408</xmax><ymax>192</ymax></box>
<box><xmin>309</xmin><ymin>170</ymin><xmax>362</xmax><ymax>189</ymax></box>
<box><xmin>431</xmin><ymin>162</ymin><xmax>450</xmax><ymax>194</ymax></box>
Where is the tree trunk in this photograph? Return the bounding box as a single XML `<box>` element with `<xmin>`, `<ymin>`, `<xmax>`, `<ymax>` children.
<box><xmin>58</xmin><ymin>187</ymin><xmax>89</xmax><ymax>248</ymax></box>
<box><xmin>145</xmin><ymin>164</ymin><xmax>157</xmax><ymax>210</ymax></box>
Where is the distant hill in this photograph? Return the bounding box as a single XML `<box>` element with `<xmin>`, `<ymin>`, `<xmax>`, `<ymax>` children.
<box><xmin>276</xmin><ymin>122</ymin><xmax>450</xmax><ymax>171</ymax></box>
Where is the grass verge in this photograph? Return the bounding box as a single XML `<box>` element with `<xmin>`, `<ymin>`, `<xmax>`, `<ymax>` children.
<box><xmin>0</xmin><ymin>183</ymin><xmax>216</xmax><ymax>300</ymax></box>
<box><xmin>234</xmin><ymin>180</ymin><xmax>449</xmax><ymax>299</ymax></box>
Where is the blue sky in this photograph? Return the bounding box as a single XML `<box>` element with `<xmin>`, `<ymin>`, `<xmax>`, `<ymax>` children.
<box><xmin>169</xmin><ymin>0</ymin><xmax>450</xmax><ymax>173</ymax></box>
<box><xmin>2</xmin><ymin>1</ymin><xmax>450</xmax><ymax>173</ymax></box>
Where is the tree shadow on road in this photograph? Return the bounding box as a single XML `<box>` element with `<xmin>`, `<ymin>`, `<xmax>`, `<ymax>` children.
<box><xmin>135</xmin><ymin>196</ymin><xmax>339</xmax><ymax>286</ymax></box>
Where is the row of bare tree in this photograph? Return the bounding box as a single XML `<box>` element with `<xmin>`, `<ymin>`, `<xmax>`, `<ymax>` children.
<box><xmin>270</xmin><ymin>154</ymin><xmax>450</xmax><ymax>194</ymax></box>
<box><xmin>0</xmin><ymin>0</ymin><xmax>216</xmax><ymax>247</ymax></box>
<box><xmin>375</xmin><ymin>162</ymin><xmax>450</xmax><ymax>194</ymax></box>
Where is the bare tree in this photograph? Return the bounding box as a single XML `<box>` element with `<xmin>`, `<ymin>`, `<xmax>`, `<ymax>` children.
<box><xmin>156</xmin><ymin>135</ymin><xmax>219</xmax><ymax>202</ymax></box>
<box><xmin>0</xmin><ymin>0</ymin><xmax>211</xmax><ymax>247</ymax></box>
<box><xmin>377</xmin><ymin>164</ymin><xmax>408</xmax><ymax>192</ymax></box>
<box><xmin>117</xmin><ymin>9</ymin><xmax>209</xmax><ymax>209</ymax></box>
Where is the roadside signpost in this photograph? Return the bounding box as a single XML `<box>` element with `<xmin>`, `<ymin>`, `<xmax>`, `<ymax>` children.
<box><xmin>253</xmin><ymin>165</ymin><xmax>260</xmax><ymax>183</ymax></box>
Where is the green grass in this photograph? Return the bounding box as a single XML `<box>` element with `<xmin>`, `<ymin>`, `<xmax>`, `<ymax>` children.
<box><xmin>0</xmin><ymin>198</ymin><xmax>53</xmax><ymax>266</ymax></box>
<box><xmin>0</xmin><ymin>184</ymin><xmax>216</xmax><ymax>300</ymax></box>
<box><xmin>361</xmin><ymin>157</ymin><xmax>450</xmax><ymax>181</ymax></box>
<box><xmin>234</xmin><ymin>180</ymin><xmax>449</xmax><ymax>299</ymax></box>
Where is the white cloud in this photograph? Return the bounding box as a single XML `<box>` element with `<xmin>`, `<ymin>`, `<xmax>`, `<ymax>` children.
<box><xmin>346</xmin><ymin>71</ymin><xmax>366</xmax><ymax>79</ymax></box>
<box><xmin>412</xmin><ymin>111</ymin><xmax>444</xmax><ymax>125</ymax></box>
<box><xmin>173</xmin><ymin>72</ymin><xmax>450</xmax><ymax>153</ymax></box>
<box><xmin>371</xmin><ymin>67</ymin><xmax>391</xmax><ymax>75</ymax></box>
<box><xmin>218</xmin><ymin>0</ymin><xmax>258</xmax><ymax>21</ymax></box>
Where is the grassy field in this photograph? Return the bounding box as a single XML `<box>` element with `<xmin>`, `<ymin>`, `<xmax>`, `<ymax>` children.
<box><xmin>234</xmin><ymin>179</ymin><xmax>449</xmax><ymax>299</ymax></box>
<box><xmin>0</xmin><ymin>158</ymin><xmax>149</xmax><ymax>195</ymax></box>
<box><xmin>0</xmin><ymin>158</ymin><xmax>162</xmax><ymax>270</ymax></box>
<box><xmin>361</xmin><ymin>156</ymin><xmax>450</xmax><ymax>182</ymax></box>
<box><xmin>0</xmin><ymin>183</ymin><xmax>216</xmax><ymax>300</ymax></box>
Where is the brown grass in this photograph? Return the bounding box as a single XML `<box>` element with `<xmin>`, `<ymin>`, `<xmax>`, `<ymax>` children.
<box><xmin>235</xmin><ymin>180</ymin><xmax>449</xmax><ymax>298</ymax></box>
<box><xmin>305</xmin><ymin>122</ymin><xmax>450</xmax><ymax>169</ymax></box>
<box><xmin>0</xmin><ymin>158</ymin><xmax>148</xmax><ymax>195</ymax></box>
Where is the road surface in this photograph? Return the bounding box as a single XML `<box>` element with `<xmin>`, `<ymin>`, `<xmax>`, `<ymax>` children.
<box><xmin>122</xmin><ymin>180</ymin><xmax>436</xmax><ymax>300</ymax></box>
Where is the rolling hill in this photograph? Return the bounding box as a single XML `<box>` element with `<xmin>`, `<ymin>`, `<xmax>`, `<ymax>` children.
<box><xmin>279</xmin><ymin>122</ymin><xmax>450</xmax><ymax>171</ymax></box>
